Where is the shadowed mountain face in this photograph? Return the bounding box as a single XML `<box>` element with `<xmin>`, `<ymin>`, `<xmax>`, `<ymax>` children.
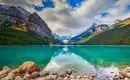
<box><xmin>29</xmin><ymin>12</ymin><xmax>54</xmax><ymax>38</ymax></box>
<box><xmin>0</xmin><ymin>4</ymin><xmax>56</xmax><ymax>45</ymax></box>
<box><xmin>7</xmin><ymin>6</ymin><xmax>30</xmax><ymax>20</ymax></box>
<box><xmin>1</xmin><ymin>5</ymin><xmax>54</xmax><ymax>38</ymax></box>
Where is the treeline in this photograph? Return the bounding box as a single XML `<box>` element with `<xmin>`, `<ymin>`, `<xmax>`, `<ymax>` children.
<box><xmin>0</xmin><ymin>20</ymin><xmax>16</xmax><ymax>29</ymax></box>
<box><xmin>78</xmin><ymin>24</ymin><xmax>130</xmax><ymax>45</ymax></box>
<box><xmin>0</xmin><ymin>20</ymin><xmax>57</xmax><ymax>45</ymax></box>
<box><xmin>0</xmin><ymin>28</ymin><xmax>44</xmax><ymax>45</ymax></box>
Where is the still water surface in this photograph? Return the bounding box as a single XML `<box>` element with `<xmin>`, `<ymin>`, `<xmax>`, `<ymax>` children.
<box><xmin>0</xmin><ymin>45</ymin><xmax>130</xmax><ymax>72</ymax></box>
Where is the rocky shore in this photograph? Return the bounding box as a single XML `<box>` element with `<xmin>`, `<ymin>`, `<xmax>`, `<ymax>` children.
<box><xmin>0</xmin><ymin>61</ymin><xmax>130</xmax><ymax>80</ymax></box>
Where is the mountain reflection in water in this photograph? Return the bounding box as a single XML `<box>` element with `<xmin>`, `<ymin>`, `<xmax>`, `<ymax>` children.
<box><xmin>44</xmin><ymin>46</ymin><xmax>96</xmax><ymax>75</ymax></box>
<box><xmin>0</xmin><ymin>45</ymin><xmax>130</xmax><ymax>77</ymax></box>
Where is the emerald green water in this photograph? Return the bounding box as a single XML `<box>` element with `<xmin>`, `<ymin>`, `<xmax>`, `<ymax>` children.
<box><xmin>0</xmin><ymin>46</ymin><xmax>130</xmax><ymax>70</ymax></box>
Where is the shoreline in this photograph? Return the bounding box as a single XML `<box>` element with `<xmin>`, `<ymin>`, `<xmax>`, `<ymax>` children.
<box><xmin>0</xmin><ymin>45</ymin><xmax>130</xmax><ymax>46</ymax></box>
<box><xmin>0</xmin><ymin>61</ymin><xmax>130</xmax><ymax>80</ymax></box>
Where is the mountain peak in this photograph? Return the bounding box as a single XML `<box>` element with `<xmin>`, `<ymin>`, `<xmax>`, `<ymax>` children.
<box><xmin>29</xmin><ymin>12</ymin><xmax>54</xmax><ymax>38</ymax></box>
<box><xmin>91</xmin><ymin>23</ymin><xmax>98</xmax><ymax>28</ymax></box>
<box><xmin>7</xmin><ymin>6</ymin><xmax>30</xmax><ymax>20</ymax></box>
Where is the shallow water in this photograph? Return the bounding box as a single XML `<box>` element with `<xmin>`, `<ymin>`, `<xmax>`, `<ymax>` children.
<box><xmin>0</xmin><ymin>45</ymin><xmax>130</xmax><ymax>70</ymax></box>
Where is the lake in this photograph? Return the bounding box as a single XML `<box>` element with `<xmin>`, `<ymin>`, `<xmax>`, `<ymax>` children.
<box><xmin>0</xmin><ymin>45</ymin><xmax>130</xmax><ymax>73</ymax></box>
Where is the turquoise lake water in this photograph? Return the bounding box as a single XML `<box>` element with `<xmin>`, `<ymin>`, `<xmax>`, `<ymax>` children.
<box><xmin>0</xmin><ymin>46</ymin><xmax>130</xmax><ymax>71</ymax></box>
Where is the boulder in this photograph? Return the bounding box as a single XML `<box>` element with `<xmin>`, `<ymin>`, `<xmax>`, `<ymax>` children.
<box><xmin>35</xmin><ymin>77</ymin><xmax>47</xmax><ymax>80</ymax></box>
<box><xmin>126</xmin><ymin>73</ymin><xmax>130</xmax><ymax>78</ymax></box>
<box><xmin>23</xmin><ymin>72</ymin><xmax>31</xmax><ymax>80</ymax></box>
<box><xmin>113</xmin><ymin>75</ymin><xmax>119</xmax><ymax>80</ymax></box>
<box><xmin>2</xmin><ymin>66</ymin><xmax>10</xmax><ymax>71</ymax></box>
<box><xmin>66</xmin><ymin>69</ymin><xmax>72</xmax><ymax>75</ymax></box>
<box><xmin>57</xmin><ymin>76</ymin><xmax>63</xmax><ymax>80</ymax></box>
<box><xmin>119</xmin><ymin>74</ymin><xmax>124</xmax><ymax>79</ymax></box>
<box><xmin>63</xmin><ymin>77</ymin><xmax>68</xmax><ymax>80</ymax></box>
<box><xmin>46</xmin><ymin>75</ymin><xmax>58</xmax><ymax>80</ymax></box>
<box><xmin>19</xmin><ymin>61</ymin><xmax>39</xmax><ymax>73</ymax></box>
<box><xmin>124</xmin><ymin>77</ymin><xmax>130</xmax><ymax>80</ymax></box>
<box><xmin>59</xmin><ymin>72</ymin><xmax>66</xmax><ymax>78</ymax></box>
<box><xmin>49</xmin><ymin>72</ymin><xmax>58</xmax><ymax>75</ymax></box>
<box><xmin>14</xmin><ymin>76</ymin><xmax>23</xmax><ymax>80</ymax></box>
<box><xmin>127</xmin><ymin>67</ymin><xmax>130</xmax><ymax>71</ymax></box>
<box><xmin>40</xmin><ymin>71</ymin><xmax>49</xmax><ymax>77</ymax></box>
<box><xmin>0</xmin><ymin>66</ymin><xmax>11</xmax><ymax>78</ymax></box>
<box><xmin>30</xmin><ymin>71</ymin><xmax>39</xmax><ymax>79</ymax></box>
<box><xmin>11</xmin><ymin>68</ymin><xmax>20</xmax><ymax>76</ymax></box>
<box><xmin>1</xmin><ymin>72</ymin><xmax>15</xmax><ymax>80</ymax></box>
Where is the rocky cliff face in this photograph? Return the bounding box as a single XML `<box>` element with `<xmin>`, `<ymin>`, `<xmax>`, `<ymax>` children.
<box><xmin>7</xmin><ymin>6</ymin><xmax>30</xmax><ymax>21</ymax></box>
<box><xmin>0</xmin><ymin>4</ymin><xmax>54</xmax><ymax>39</ymax></box>
<box><xmin>29</xmin><ymin>12</ymin><xmax>54</xmax><ymax>38</ymax></box>
<box><xmin>0</xmin><ymin>7</ymin><xmax>7</xmax><ymax>14</ymax></box>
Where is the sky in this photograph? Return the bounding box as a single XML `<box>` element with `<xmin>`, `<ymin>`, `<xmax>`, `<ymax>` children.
<box><xmin>0</xmin><ymin>0</ymin><xmax>130</xmax><ymax>36</ymax></box>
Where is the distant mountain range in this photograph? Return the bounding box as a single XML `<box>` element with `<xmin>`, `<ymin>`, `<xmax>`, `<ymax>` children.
<box><xmin>68</xmin><ymin>23</ymin><xmax>109</xmax><ymax>44</ymax></box>
<box><xmin>0</xmin><ymin>4</ymin><xmax>57</xmax><ymax>45</ymax></box>
<box><xmin>53</xmin><ymin>33</ymin><xmax>71</xmax><ymax>44</ymax></box>
<box><xmin>75</xmin><ymin>18</ymin><xmax>130</xmax><ymax>45</ymax></box>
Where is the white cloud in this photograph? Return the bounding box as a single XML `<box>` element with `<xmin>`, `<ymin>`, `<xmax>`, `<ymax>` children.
<box><xmin>96</xmin><ymin>0</ymin><xmax>130</xmax><ymax>24</ymax></box>
<box><xmin>73</xmin><ymin>0</ymin><xmax>114</xmax><ymax>17</ymax></box>
<box><xmin>37</xmin><ymin>0</ymin><xmax>117</xmax><ymax>36</ymax></box>
<box><xmin>0</xmin><ymin>0</ymin><xmax>42</xmax><ymax>13</ymax></box>
<box><xmin>1</xmin><ymin>0</ymin><xmax>130</xmax><ymax>36</ymax></box>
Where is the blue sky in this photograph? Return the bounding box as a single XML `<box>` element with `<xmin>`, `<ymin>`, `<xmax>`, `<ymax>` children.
<box><xmin>126</xmin><ymin>4</ymin><xmax>130</xmax><ymax>12</ymax></box>
<box><xmin>32</xmin><ymin>0</ymin><xmax>55</xmax><ymax>11</ymax></box>
<box><xmin>32</xmin><ymin>0</ymin><xmax>86</xmax><ymax>11</ymax></box>
<box><xmin>67</xmin><ymin>0</ymin><xmax>86</xmax><ymax>8</ymax></box>
<box><xmin>101</xmin><ymin>12</ymin><xmax>109</xmax><ymax>17</ymax></box>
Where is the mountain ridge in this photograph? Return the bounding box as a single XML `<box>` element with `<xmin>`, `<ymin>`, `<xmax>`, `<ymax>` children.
<box><xmin>68</xmin><ymin>23</ymin><xmax>109</xmax><ymax>44</ymax></box>
<box><xmin>0</xmin><ymin>4</ymin><xmax>57</xmax><ymax>45</ymax></box>
<box><xmin>76</xmin><ymin>18</ymin><xmax>130</xmax><ymax>45</ymax></box>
